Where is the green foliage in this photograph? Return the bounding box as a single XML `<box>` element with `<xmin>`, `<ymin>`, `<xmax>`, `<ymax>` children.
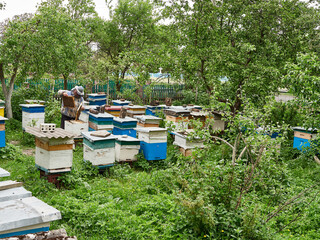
<box><xmin>45</xmin><ymin>95</ymin><xmax>61</xmax><ymax>126</ymax></box>
<box><xmin>173</xmin><ymin>89</ymin><xmax>210</xmax><ymax>106</ymax></box>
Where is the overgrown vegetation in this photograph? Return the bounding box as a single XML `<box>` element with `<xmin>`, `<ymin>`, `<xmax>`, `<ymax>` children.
<box><xmin>1</xmin><ymin>97</ymin><xmax>320</xmax><ymax>239</ymax></box>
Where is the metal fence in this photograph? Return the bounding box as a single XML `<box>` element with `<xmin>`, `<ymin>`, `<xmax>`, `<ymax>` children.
<box><xmin>12</xmin><ymin>79</ymin><xmax>184</xmax><ymax>101</ymax></box>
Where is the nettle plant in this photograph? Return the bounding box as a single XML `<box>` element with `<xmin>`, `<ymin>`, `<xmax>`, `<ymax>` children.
<box><xmin>173</xmin><ymin>101</ymin><xmax>296</xmax><ymax>238</ymax></box>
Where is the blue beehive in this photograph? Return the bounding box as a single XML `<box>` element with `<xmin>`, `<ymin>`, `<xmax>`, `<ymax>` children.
<box><xmin>292</xmin><ymin>127</ymin><xmax>317</xmax><ymax>151</ymax></box>
<box><xmin>113</xmin><ymin>117</ymin><xmax>137</xmax><ymax>137</ymax></box>
<box><xmin>136</xmin><ymin>127</ymin><xmax>167</xmax><ymax>160</ymax></box>
<box><xmin>112</xmin><ymin>99</ymin><xmax>131</xmax><ymax>106</ymax></box>
<box><xmin>146</xmin><ymin>105</ymin><xmax>167</xmax><ymax>116</ymax></box>
<box><xmin>87</xmin><ymin>94</ymin><xmax>106</xmax><ymax>106</ymax></box>
<box><xmin>0</xmin><ymin>116</ymin><xmax>8</xmax><ymax>148</ymax></box>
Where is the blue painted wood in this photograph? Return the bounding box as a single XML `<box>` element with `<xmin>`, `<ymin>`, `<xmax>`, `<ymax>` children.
<box><xmin>21</xmin><ymin>107</ymin><xmax>45</xmax><ymax>113</ymax></box>
<box><xmin>89</xmin><ymin>100</ymin><xmax>106</xmax><ymax>106</ymax></box>
<box><xmin>113</xmin><ymin>127</ymin><xmax>136</xmax><ymax>137</ymax></box>
<box><xmin>83</xmin><ymin>138</ymin><xmax>115</xmax><ymax>149</ymax></box>
<box><xmin>113</xmin><ymin>102</ymin><xmax>130</xmax><ymax>106</ymax></box>
<box><xmin>89</xmin><ymin>113</ymin><xmax>114</xmax><ymax>121</ymax></box>
<box><xmin>0</xmin><ymin>120</ymin><xmax>5</xmax><ymax>124</ymax></box>
<box><xmin>0</xmin><ymin>227</ymin><xmax>50</xmax><ymax>238</ymax></box>
<box><xmin>89</xmin><ymin>127</ymin><xmax>95</xmax><ymax>131</ymax></box>
<box><xmin>146</xmin><ymin>109</ymin><xmax>156</xmax><ymax>116</ymax></box>
<box><xmin>293</xmin><ymin>137</ymin><xmax>310</xmax><ymax>151</ymax></box>
<box><xmin>35</xmin><ymin>164</ymin><xmax>71</xmax><ymax>174</ymax></box>
<box><xmin>89</xmin><ymin>118</ymin><xmax>113</xmax><ymax>125</ymax></box>
<box><xmin>113</xmin><ymin>122</ymin><xmax>137</xmax><ymax>129</ymax></box>
<box><xmin>0</xmin><ymin>130</ymin><xmax>5</xmax><ymax>148</ymax></box>
<box><xmin>140</xmin><ymin>141</ymin><xmax>167</xmax><ymax>160</ymax></box>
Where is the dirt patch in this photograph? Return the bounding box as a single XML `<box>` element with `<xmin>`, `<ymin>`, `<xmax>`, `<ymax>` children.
<box><xmin>10</xmin><ymin>140</ymin><xmax>20</xmax><ymax>145</ymax></box>
<box><xmin>22</xmin><ymin>148</ymin><xmax>35</xmax><ymax>156</ymax></box>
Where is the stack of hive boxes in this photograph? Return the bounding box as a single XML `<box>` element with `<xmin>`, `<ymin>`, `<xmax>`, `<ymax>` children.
<box><xmin>136</xmin><ymin>127</ymin><xmax>167</xmax><ymax>160</ymax></box>
<box><xmin>164</xmin><ymin>108</ymin><xmax>190</xmax><ymax>132</ymax></box>
<box><xmin>82</xmin><ymin>131</ymin><xmax>117</xmax><ymax>168</ymax></box>
<box><xmin>0</xmin><ymin>167</ymin><xmax>61</xmax><ymax>238</ymax></box>
<box><xmin>113</xmin><ymin>117</ymin><xmax>137</xmax><ymax>137</ymax></box>
<box><xmin>87</xmin><ymin>93</ymin><xmax>106</xmax><ymax>106</ymax></box>
<box><xmin>135</xmin><ymin>115</ymin><xmax>161</xmax><ymax>128</ymax></box>
<box><xmin>125</xmin><ymin>105</ymin><xmax>146</xmax><ymax>118</ymax></box>
<box><xmin>292</xmin><ymin>127</ymin><xmax>317</xmax><ymax>151</ymax></box>
<box><xmin>115</xmin><ymin>135</ymin><xmax>140</xmax><ymax>162</ymax></box>
<box><xmin>173</xmin><ymin>130</ymin><xmax>205</xmax><ymax>157</ymax></box>
<box><xmin>20</xmin><ymin>104</ymin><xmax>46</xmax><ymax>130</ymax></box>
<box><xmin>88</xmin><ymin>112</ymin><xmax>114</xmax><ymax>132</ymax></box>
<box><xmin>25</xmin><ymin>124</ymin><xmax>74</xmax><ymax>174</ymax></box>
<box><xmin>0</xmin><ymin>116</ymin><xmax>8</xmax><ymax>148</ymax></box>
<box><xmin>112</xmin><ymin>99</ymin><xmax>131</xmax><ymax>106</ymax></box>
<box><xmin>0</xmin><ymin>99</ymin><xmax>5</xmax><ymax>117</ymax></box>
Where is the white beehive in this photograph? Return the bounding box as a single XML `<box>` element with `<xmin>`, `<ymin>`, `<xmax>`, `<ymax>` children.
<box><xmin>82</xmin><ymin>131</ymin><xmax>117</xmax><ymax>167</ymax></box>
<box><xmin>25</xmin><ymin>127</ymin><xmax>74</xmax><ymax>173</ymax></box>
<box><xmin>0</xmin><ymin>197</ymin><xmax>61</xmax><ymax>238</ymax></box>
<box><xmin>115</xmin><ymin>135</ymin><xmax>140</xmax><ymax>162</ymax></box>
<box><xmin>174</xmin><ymin>131</ymin><xmax>205</xmax><ymax>149</ymax></box>
<box><xmin>136</xmin><ymin>127</ymin><xmax>167</xmax><ymax>143</ymax></box>
<box><xmin>65</xmin><ymin>120</ymin><xmax>88</xmax><ymax>138</ymax></box>
<box><xmin>20</xmin><ymin>104</ymin><xmax>45</xmax><ymax>129</ymax></box>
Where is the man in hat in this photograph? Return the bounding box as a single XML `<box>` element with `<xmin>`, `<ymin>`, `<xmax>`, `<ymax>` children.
<box><xmin>58</xmin><ymin>86</ymin><xmax>85</xmax><ymax>129</ymax></box>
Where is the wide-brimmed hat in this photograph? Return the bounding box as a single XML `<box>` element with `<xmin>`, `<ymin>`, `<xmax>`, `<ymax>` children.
<box><xmin>72</xmin><ymin>86</ymin><xmax>84</xmax><ymax>96</ymax></box>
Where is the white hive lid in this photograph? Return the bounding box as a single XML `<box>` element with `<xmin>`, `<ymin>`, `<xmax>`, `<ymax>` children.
<box><xmin>81</xmin><ymin>131</ymin><xmax>117</xmax><ymax>142</ymax></box>
<box><xmin>113</xmin><ymin>117</ymin><xmax>137</xmax><ymax>123</ymax></box>
<box><xmin>0</xmin><ymin>197</ymin><xmax>61</xmax><ymax>232</ymax></box>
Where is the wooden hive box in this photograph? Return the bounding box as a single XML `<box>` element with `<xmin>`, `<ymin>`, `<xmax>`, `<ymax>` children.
<box><xmin>145</xmin><ymin>105</ymin><xmax>167</xmax><ymax>116</ymax></box>
<box><xmin>20</xmin><ymin>104</ymin><xmax>46</xmax><ymax>129</ymax></box>
<box><xmin>65</xmin><ymin>120</ymin><xmax>88</xmax><ymax>138</ymax></box>
<box><xmin>88</xmin><ymin>112</ymin><xmax>114</xmax><ymax>131</ymax></box>
<box><xmin>82</xmin><ymin>131</ymin><xmax>117</xmax><ymax>167</ymax></box>
<box><xmin>292</xmin><ymin>127</ymin><xmax>317</xmax><ymax>151</ymax></box>
<box><xmin>115</xmin><ymin>135</ymin><xmax>140</xmax><ymax>162</ymax></box>
<box><xmin>25</xmin><ymin>127</ymin><xmax>74</xmax><ymax>173</ymax></box>
<box><xmin>0</xmin><ymin>197</ymin><xmax>61</xmax><ymax>238</ymax></box>
<box><xmin>113</xmin><ymin>117</ymin><xmax>137</xmax><ymax>137</ymax></box>
<box><xmin>112</xmin><ymin>99</ymin><xmax>131</xmax><ymax>106</ymax></box>
<box><xmin>173</xmin><ymin>131</ymin><xmax>205</xmax><ymax>150</ymax></box>
<box><xmin>87</xmin><ymin>93</ymin><xmax>107</xmax><ymax>106</ymax></box>
<box><xmin>135</xmin><ymin>115</ymin><xmax>161</xmax><ymax>128</ymax></box>
<box><xmin>126</xmin><ymin>105</ymin><xmax>146</xmax><ymax>115</ymax></box>
<box><xmin>0</xmin><ymin>116</ymin><xmax>8</xmax><ymax>148</ymax></box>
<box><xmin>136</xmin><ymin>127</ymin><xmax>167</xmax><ymax>161</ymax></box>
<box><xmin>0</xmin><ymin>107</ymin><xmax>4</xmax><ymax>117</ymax></box>
<box><xmin>105</xmin><ymin>106</ymin><xmax>122</xmax><ymax>117</ymax></box>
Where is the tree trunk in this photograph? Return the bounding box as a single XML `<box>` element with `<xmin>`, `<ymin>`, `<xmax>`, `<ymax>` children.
<box><xmin>63</xmin><ymin>74</ymin><xmax>68</xmax><ymax>90</ymax></box>
<box><xmin>0</xmin><ymin>64</ymin><xmax>16</xmax><ymax>119</ymax></box>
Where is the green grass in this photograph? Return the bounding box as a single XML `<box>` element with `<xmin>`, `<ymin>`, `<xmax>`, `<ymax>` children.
<box><xmin>2</xmin><ymin>121</ymin><xmax>320</xmax><ymax>239</ymax></box>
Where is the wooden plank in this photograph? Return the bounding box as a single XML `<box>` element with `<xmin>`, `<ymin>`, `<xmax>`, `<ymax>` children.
<box><xmin>0</xmin><ymin>168</ymin><xmax>10</xmax><ymax>177</ymax></box>
<box><xmin>0</xmin><ymin>181</ymin><xmax>23</xmax><ymax>191</ymax></box>
<box><xmin>62</xmin><ymin>95</ymin><xmax>75</xmax><ymax>108</ymax></box>
<box><xmin>0</xmin><ymin>124</ymin><xmax>5</xmax><ymax>131</ymax></box>
<box><xmin>35</xmin><ymin>138</ymin><xmax>73</xmax><ymax>151</ymax></box>
<box><xmin>137</xmin><ymin>122</ymin><xmax>159</xmax><ymax>128</ymax></box>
